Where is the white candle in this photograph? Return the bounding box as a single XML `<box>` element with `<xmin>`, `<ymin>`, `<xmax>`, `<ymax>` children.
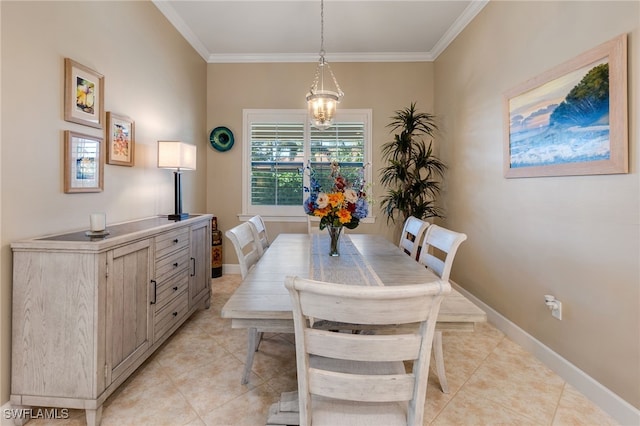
<box><xmin>90</xmin><ymin>213</ymin><xmax>106</xmax><ymax>232</ymax></box>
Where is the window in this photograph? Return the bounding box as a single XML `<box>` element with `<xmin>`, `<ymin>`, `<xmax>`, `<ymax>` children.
<box><xmin>242</xmin><ymin>109</ymin><xmax>372</xmax><ymax>219</ymax></box>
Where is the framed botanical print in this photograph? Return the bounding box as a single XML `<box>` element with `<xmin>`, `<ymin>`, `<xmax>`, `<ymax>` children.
<box><xmin>64</xmin><ymin>58</ymin><xmax>104</xmax><ymax>129</ymax></box>
<box><xmin>106</xmin><ymin>112</ymin><xmax>135</xmax><ymax>166</ymax></box>
<box><xmin>503</xmin><ymin>34</ymin><xmax>627</xmax><ymax>178</ymax></box>
<box><xmin>64</xmin><ymin>131</ymin><xmax>104</xmax><ymax>193</ymax></box>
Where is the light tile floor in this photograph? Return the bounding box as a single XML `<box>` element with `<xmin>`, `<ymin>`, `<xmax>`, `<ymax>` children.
<box><xmin>20</xmin><ymin>275</ymin><xmax>618</xmax><ymax>426</ymax></box>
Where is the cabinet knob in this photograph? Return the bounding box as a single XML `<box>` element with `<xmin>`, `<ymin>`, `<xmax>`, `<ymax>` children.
<box><xmin>172</xmin><ymin>311</ymin><xmax>178</xmax><ymax>317</ymax></box>
<box><xmin>173</xmin><ymin>238</ymin><xmax>179</xmax><ymax>244</ymax></box>
<box><xmin>173</xmin><ymin>262</ymin><xmax>179</xmax><ymax>268</ymax></box>
<box><xmin>173</xmin><ymin>286</ymin><xmax>178</xmax><ymax>291</ymax></box>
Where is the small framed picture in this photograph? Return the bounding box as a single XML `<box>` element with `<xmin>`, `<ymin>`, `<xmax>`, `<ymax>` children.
<box><xmin>64</xmin><ymin>131</ymin><xmax>104</xmax><ymax>193</ymax></box>
<box><xmin>64</xmin><ymin>58</ymin><xmax>104</xmax><ymax>129</ymax></box>
<box><xmin>106</xmin><ymin>112</ymin><xmax>135</xmax><ymax>166</ymax></box>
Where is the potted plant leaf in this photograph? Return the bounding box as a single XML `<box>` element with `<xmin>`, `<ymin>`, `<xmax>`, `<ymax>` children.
<box><xmin>380</xmin><ymin>102</ymin><xmax>446</xmax><ymax>224</ymax></box>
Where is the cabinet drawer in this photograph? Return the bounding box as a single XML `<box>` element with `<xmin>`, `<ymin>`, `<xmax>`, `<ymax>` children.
<box><xmin>155</xmin><ymin>246</ymin><xmax>190</xmax><ymax>283</ymax></box>
<box><xmin>154</xmin><ymin>290</ymin><xmax>189</xmax><ymax>342</ymax></box>
<box><xmin>154</xmin><ymin>272</ymin><xmax>189</xmax><ymax>311</ymax></box>
<box><xmin>155</xmin><ymin>227</ymin><xmax>189</xmax><ymax>260</ymax></box>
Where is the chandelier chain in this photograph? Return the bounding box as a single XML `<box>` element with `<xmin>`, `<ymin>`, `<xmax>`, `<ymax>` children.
<box><xmin>306</xmin><ymin>0</ymin><xmax>343</xmax><ymax>130</ymax></box>
<box><xmin>310</xmin><ymin>0</ymin><xmax>342</xmax><ymax>96</ymax></box>
<box><xmin>320</xmin><ymin>0</ymin><xmax>325</xmax><ymax>57</ymax></box>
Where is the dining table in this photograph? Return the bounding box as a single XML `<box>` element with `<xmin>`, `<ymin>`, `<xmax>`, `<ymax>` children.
<box><xmin>222</xmin><ymin>232</ymin><xmax>486</xmax><ymax>424</ymax></box>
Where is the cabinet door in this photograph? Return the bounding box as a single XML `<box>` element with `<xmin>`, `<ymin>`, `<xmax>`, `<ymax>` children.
<box><xmin>189</xmin><ymin>220</ymin><xmax>211</xmax><ymax>308</ymax></box>
<box><xmin>106</xmin><ymin>239</ymin><xmax>153</xmax><ymax>385</ymax></box>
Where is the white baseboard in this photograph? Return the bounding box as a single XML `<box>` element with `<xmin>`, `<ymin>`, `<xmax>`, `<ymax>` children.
<box><xmin>1</xmin><ymin>401</ymin><xmax>12</xmax><ymax>426</ymax></box>
<box><xmin>222</xmin><ymin>264</ymin><xmax>241</xmax><ymax>275</ymax></box>
<box><xmin>451</xmin><ymin>281</ymin><xmax>640</xmax><ymax>426</ymax></box>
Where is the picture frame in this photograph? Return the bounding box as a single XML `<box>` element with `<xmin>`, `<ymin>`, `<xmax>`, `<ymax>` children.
<box><xmin>64</xmin><ymin>58</ymin><xmax>104</xmax><ymax>129</ymax></box>
<box><xmin>106</xmin><ymin>112</ymin><xmax>135</xmax><ymax>166</ymax></box>
<box><xmin>64</xmin><ymin>131</ymin><xmax>104</xmax><ymax>193</ymax></box>
<box><xmin>503</xmin><ymin>34</ymin><xmax>627</xmax><ymax>178</ymax></box>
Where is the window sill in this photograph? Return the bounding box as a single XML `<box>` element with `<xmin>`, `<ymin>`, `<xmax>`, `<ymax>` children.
<box><xmin>238</xmin><ymin>214</ymin><xmax>376</xmax><ymax>224</ymax></box>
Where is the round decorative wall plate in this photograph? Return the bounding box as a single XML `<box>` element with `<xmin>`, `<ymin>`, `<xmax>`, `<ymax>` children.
<box><xmin>209</xmin><ymin>126</ymin><xmax>234</xmax><ymax>152</ymax></box>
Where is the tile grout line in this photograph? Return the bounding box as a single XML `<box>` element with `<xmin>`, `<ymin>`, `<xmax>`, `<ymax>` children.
<box><xmin>429</xmin><ymin>329</ymin><xmax>508</xmax><ymax>424</ymax></box>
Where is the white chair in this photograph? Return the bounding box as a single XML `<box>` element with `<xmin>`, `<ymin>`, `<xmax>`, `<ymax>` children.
<box><xmin>307</xmin><ymin>215</ymin><xmax>323</xmax><ymax>234</ymax></box>
<box><xmin>399</xmin><ymin>216</ymin><xmax>429</xmax><ymax>260</ymax></box>
<box><xmin>417</xmin><ymin>224</ymin><xmax>467</xmax><ymax>394</ymax></box>
<box><xmin>225</xmin><ymin>221</ymin><xmax>262</xmax><ymax>279</ymax></box>
<box><xmin>282</xmin><ymin>276</ymin><xmax>450</xmax><ymax>426</ymax></box>
<box><xmin>248</xmin><ymin>215</ymin><xmax>269</xmax><ymax>253</ymax></box>
<box><xmin>225</xmin><ymin>221</ymin><xmax>265</xmax><ymax>384</ymax></box>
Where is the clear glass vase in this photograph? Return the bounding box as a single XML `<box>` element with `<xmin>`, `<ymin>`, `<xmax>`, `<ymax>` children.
<box><xmin>327</xmin><ymin>225</ymin><xmax>343</xmax><ymax>256</ymax></box>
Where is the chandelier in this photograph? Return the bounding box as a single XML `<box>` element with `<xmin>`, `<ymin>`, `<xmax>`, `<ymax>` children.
<box><xmin>306</xmin><ymin>0</ymin><xmax>343</xmax><ymax>131</ymax></box>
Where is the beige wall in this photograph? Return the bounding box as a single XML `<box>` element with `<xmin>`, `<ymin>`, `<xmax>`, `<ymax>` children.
<box><xmin>434</xmin><ymin>0</ymin><xmax>639</xmax><ymax>409</ymax></box>
<box><xmin>1</xmin><ymin>0</ymin><xmax>637</xmax><ymax>415</ymax></box>
<box><xmin>0</xmin><ymin>1</ymin><xmax>207</xmax><ymax>402</ymax></box>
<box><xmin>206</xmin><ymin>62</ymin><xmax>435</xmax><ymax>264</ymax></box>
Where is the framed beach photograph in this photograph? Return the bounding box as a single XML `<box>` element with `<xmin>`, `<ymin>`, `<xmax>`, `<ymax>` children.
<box><xmin>64</xmin><ymin>58</ymin><xmax>104</xmax><ymax>129</ymax></box>
<box><xmin>106</xmin><ymin>112</ymin><xmax>135</xmax><ymax>166</ymax></box>
<box><xmin>503</xmin><ymin>34</ymin><xmax>628</xmax><ymax>178</ymax></box>
<box><xmin>64</xmin><ymin>131</ymin><xmax>104</xmax><ymax>193</ymax></box>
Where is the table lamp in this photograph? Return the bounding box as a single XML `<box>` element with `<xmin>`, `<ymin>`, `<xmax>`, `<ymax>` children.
<box><xmin>157</xmin><ymin>141</ymin><xmax>196</xmax><ymax>220</ymax></box>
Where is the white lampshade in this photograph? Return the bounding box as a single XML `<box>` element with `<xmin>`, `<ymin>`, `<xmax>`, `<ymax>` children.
<box><xmin>157</xmin><ymin>141</ymin><xmax>196</xmax><ymax>170</ymax></box>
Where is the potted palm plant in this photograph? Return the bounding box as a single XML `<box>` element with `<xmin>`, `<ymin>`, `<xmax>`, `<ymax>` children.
<box><xmin>380</xmin><ymin>102</ymin><xmax>447</xmax><ymax>224</ymax></box>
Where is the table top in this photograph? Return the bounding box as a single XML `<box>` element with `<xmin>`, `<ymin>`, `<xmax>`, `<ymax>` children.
<box><xmin>11</xmin><ymin>214</ymin><xmax>213</xmax><ymax>251</ymax></box>
<box><xmin>221</xmin><ymin>233</ymin><xmax>486</xmax><ymax>325</ymax></box>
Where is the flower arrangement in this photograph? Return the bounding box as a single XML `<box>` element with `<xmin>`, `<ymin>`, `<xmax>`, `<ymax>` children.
<box><xmin>303</xmin><ymin>160</ymin><xmax>370</xmax><ymax>230</ymax></box>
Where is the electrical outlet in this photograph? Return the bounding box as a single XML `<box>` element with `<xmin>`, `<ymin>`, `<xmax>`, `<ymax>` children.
<box><xmin>551</xmin><ymin>300</ymin><xmax>562</xmax><ymax>320</ymax></box>
<box><xmin>544</xmin><ymin>295</ymin><xmax>562</xmax><ymax>320</ymax></box>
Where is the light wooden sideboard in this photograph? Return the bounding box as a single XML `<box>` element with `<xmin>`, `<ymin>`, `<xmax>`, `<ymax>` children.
<box><xmin>10</xmin><ymin>215</ymin><xmax>212</xmax><ymax>426</ymax></box>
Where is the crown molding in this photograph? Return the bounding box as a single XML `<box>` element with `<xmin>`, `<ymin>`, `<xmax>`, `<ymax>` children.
<box><xmin>430</xmin><ymin>0</ymin><xmax>489</xmax><ymax>59</ymax></box>
<box><xmin>154</xmin><ymin>0</ymin><xmax>489</xmax><ymax>64</ymax></box>
<box><xmin>152</xmin><ymin>0</ymin><xmax>210</xmax><ymax>60</ymax></box>
<box><xmin>206</xmin><ymin>51</ymin><xmax>434</xmax><ymax>64</ymax></box>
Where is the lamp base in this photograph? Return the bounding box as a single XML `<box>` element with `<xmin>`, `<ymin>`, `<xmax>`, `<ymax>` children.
<box><xmin>168</xmin><ymin>213</ymin><xmax>190</xmax><ymax>221</ymax></box>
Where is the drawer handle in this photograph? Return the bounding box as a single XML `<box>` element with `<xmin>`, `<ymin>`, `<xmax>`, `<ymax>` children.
<box><xmin>150</xmin><ymin>280</ymin><xmax>157</xmax><ymax>305</ymax></box>
<box><xmin>173</xmin><ymin>238</ymin><xmax>179</xmax><ymax>244</ymax></box>
<box><xmin>172</xmin><ymin>311</ymin><xmax>178</xmax><ymax>317</ymax></box>
<box><xmin>190</xmin><ymin>257</ymin><xmax>196</xmax><ymax>277</ymax></box>
<box><xmin>173</xmin><ymin>286</ymin><xmax>178</xmax><ymax>291</ymax></box>
<box><xmin>173</xmin><ymin>262</ymin><xmax>179</xmax><ymax>268</ymax></box>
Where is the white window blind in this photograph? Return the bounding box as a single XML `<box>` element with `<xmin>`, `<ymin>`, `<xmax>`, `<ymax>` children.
<box><xmin>242</xmin><ymin>109</ymin><xmax>372</xmax><ymax>218</ymax></box>
<box><xmin>250</xmin><ymin>122</ymin><xmax>305</xmax><ymax>207</ymax></box>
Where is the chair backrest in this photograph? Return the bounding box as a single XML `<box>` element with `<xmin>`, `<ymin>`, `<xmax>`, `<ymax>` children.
<box><xmin>399</xmin><ymin>216</ymin><xmax>429</xmax><ymax>260</ymax></box>
<box><xmin>248</xmin><ymin>215</ymin><xmax>269</xmax><ymax>252</ymax></box>
<box><xmin>417</xmin><ymin>224</ymin><xmax>467</xmax><ymax>282</ymax></box>
<box><xmin>307</xmin><ymin>215</ymin><xmax>323</xmax><ymax>234</ymax></box>
<box><xmin>285</xmin><ymin>276</ymin><xmax>450</xmax><ymax>426</ymax></box>
<box><xmin>225</xmin><ymin>222</ymin><xmax>262</xmax><ymax>278</ymax></box>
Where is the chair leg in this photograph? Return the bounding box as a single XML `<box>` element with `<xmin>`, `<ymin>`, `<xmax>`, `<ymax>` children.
<box><xmin>241</xmin><ymin>327</ymin><xmax>259</xmax><ymax>384</ymax></box>
<box><xmin>434</xmin><ymin>331</ymin><xmax>449</xmax><ymax>393</ymax></box>
<box><xmin>255</xmin><ymin>331</ymin><xmax>264</xmax><ymax>351</ymax></box>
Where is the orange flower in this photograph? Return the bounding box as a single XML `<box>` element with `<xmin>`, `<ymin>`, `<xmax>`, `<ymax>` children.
<box><xmin>314</xmin><ymin>207</ymin><xmax>331</xmax><ymax>218</ymax></box>
<box><xmin>337</xmin><ymin>209</ymin><xmax>352</xmax><ymax>224</ymax></box>
<box><xmin>327</xmin><ymin>192</ymin><xmax>344</xmax><ymax>207</ymax></box>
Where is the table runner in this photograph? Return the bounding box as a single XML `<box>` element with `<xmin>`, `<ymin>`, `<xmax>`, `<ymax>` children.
<box><xmin>310</xmin><ymin>233</ymin><xmax>384</xmax><ymax>287</ymax></box>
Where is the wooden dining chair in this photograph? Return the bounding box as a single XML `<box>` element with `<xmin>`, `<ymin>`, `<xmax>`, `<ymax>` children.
<box><xmin>248</xmin><ymin>215</ymin><xmax>269</xmax><ymax>253</ymax></box>
<box><xmin>399</xmin><ymin>216</ymin><xmax>429</xmax><ymax>260</ymax></box>
<box><xmin>282</xmin><ymin>276</ymin><xmax>450</xmax><ymax>426</ymax></box>
<box><xmin>225</xmin><ymin>221</ymin><xmax>263</xmax><ymax>279</ymax></box>
<box><xmin>225</xmin><ymin>221</ymin><xmax>265</xmax><ymax>384</ymax></box>
<box><xmin>307</xmin><ymin>215</ymin><xmax>323</xmax><ymax>234</ymax></box>
<box><xmin>417</xmin><ymin>224</ymin><xmax>467</xmax><ymax>394</ymax></box>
